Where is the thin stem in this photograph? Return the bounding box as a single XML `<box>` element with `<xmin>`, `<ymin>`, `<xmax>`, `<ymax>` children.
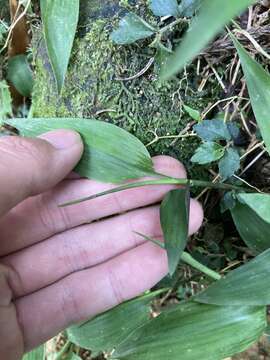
<box><xmin>135</xmin><ymin>232</ymin><xmax>221</xmax><ymax>281</ymax></box>
<box><xmin>181</xmin><ymin>252</ymin><xmax>221</xmax><ymax>281</ymax></box>
<box><xmin>159</xmin><ymin>18</ymin><xmax>187</xmax><ymax>34</ymax></box>
<box><xmin>60</xmin><ymin>177</ymin><xmax>251</xmax><ymax>207</ymax></box>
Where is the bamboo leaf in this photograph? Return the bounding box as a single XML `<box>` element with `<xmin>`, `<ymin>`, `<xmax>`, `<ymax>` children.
<box><xmin>232</xmin><ymin>34</ymin><xmax>270</xmax><ymax>154</ymax></box>
<box><xmin>40</xmin><ymin>0</ymin><xmax>79</xmax><ymax>93</ymax></box>
<box><xmin>111</xmin><ymin>302</ymin><xmax>266</xmax><ymax>360</ymax></box>
<box><xmin>160</xmin><ymin>188</ymin><xmax>190</xmax><ymax>275</ymax></box>
<box><xmin>195</xmin><ymin>248</ymin><xmax>270</xmax><ymax>306</ymax></box>
<box><xmin>7</xmin><ymin>55</ymin><xmax>33</xmax><ymax>97</ymax></box>
<box><xmin>67</xmin><ymin>292</ymin><xmax>162</xmax><ymax>357</ymax></box>
<box><xmin>22</xmin><ymin>345</ymin><xmax>45</xmax><ymax>360</ymax></box>
<box><xmin>161</xmin><ymin>0</ymin><xmax>255</xmax><ymax>80</ymax></box>
<box><xmin>237</xmin><ymin>193</ymin><xmax>270</xmax><ymax>224</ymax></box>
<box><xmin>231</xmin><ymin>200</ymin><xmax>270</xmax><ymax>253</ymax></box>
<box><xmin>4</xmin><ymin>118</ymin><xmax>156</xmax><ymax>183</ymax></box>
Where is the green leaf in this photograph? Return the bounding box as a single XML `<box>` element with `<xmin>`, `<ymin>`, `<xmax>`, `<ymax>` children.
<box><xmin>237</xmin><ymin>193</ymin><xmax>270</xmax><ymax>224</ymax></box>
<box><xmin>220</xmin><ymin>191</ymin><xmax>236</xmax><ymax>213</ymax></box>
<box><xmin>111</xmin><ymin>13</ymin><xmax>155</xmax><ymax>45</ymax></box>
<box><xmin>40</xmin><ymin>0</ymin><xmax>79</xmax><ymax>93</ymax></box>
<box><xmin>161</xmin><ymin>0</ymin><xmax>255</xmax><ymax>80</ymax></box>
<box><xmin>183</xmin><ymin>104</ymin><xmax>201</xmax><ymax>122</ymax></box>
<box><xmin>111</xmin><ymin>302</ymin><xmax>266</xmax><ymax>360</ymax></box>
<box><xmin>0</xmin><ymin>81</ymin><xmax>12</xmax><ymax>120</ymax></box>
<box><xmin>194</xmin><ymin>119</ymin><xmax>231</xmax><ymax>142</ymax></box>
<box><xmin>22</xmin><ymin>345</ymin><xmax>45</xmax><ymax>360</ymax></box>
<box><xmin>195</xmin><ymin>248</ymin><xmax>270</xmax><ymax>305</ymax></box>
<box><xmin>231</xmin><ymin>200</ymin><xmax>270</xmax><ymax>253</ymax></box>
<box><xmin>160</xmin><ymin>188</ymin><xmax>190</xmax><ymax>275</ymax></box>
<box><xmin>191</xmin><ymin>142</ymin><xmax>225</xmax><ymax>165</ymax></box>
<box><xmin>150</xmin><ymin>0</ymin><xmax>180</xmax><ymax>17</ymax></box>
<box><xmin>4</xmin><ymin>118</ymin><xmax>156</xmax><ymax>183</ymax></box>
<box><xmin>0</xmin><ymin>21</ymin><xmax>7</xmax><ymax>45</ymax></box>
<box><xmin>67</xmin><ymin>292</ymin><xmax>161</xmax><ymax>357</ymax></box>
<box><xmin>7</xmin><ymin>55</ymin><xmax>33</xmax><ymax>97</ymax></box>
<box><xmin>218</xmin><ymin>148</ymin><xmax>240</xmax><ymax>180</ymax></box>
<box><xmin>232</xmin><ymin>34</ymin><xmax>270</xmax><ymax>154</ymax></box>
<box><xmin>178</xmin><ymin>0</ymin><xmax>202</xmax><ymax>17</ymax></box>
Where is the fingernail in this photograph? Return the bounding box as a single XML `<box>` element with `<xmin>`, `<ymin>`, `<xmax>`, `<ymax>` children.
<box><xmin>39</xmin><ymin>130</ymin><xmax>82</xmax><ymax>150</ymax></box>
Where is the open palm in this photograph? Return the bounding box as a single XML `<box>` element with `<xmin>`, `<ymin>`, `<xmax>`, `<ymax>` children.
<box><xmin>0</xmin><ymin>130</ymin><xmax>203</xmax><ymax>359</ymax></box>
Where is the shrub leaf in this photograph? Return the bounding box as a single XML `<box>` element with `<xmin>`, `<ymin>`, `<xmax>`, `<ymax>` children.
<box><xmin>150</xmin><ymin>0</ymin><xmax>180</xmax><ymax>17</ymax></box>
<box><xmin>111</xmin><ymin>13</ymin><xmax>155</xmax><ymax>45</ymax></box>
<box><xmin>191</xmin><ymin>142</ymin><xmax>225</xmax><ymax>165</ymax></box>
<box><xmin>7</xmin><ymin>55</ymin><xmax>33</xmax><ymax>97</ymax></box>
<box><xmin>218</xmin><ymin>148</ymin><xmax>240</xmax><ymax>180</ymax></box>
<box><xmin>194</xmin><ymin>119</ymin><xmax>231</xmax><ymax>142</ymax></box>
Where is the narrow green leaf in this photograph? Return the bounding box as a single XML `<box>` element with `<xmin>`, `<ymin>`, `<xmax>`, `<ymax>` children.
<box><xmin>194</xmin><ymin>119</ymin><xmax>231</xmax><ymax>142</ymax></box>
<box><xmin>237</xmin><ymin>193</ymin><xmax>270</xmax><ymax>224</ymax></box>
<box><xmin>195</xmin><ymin>248</ymin><xmax>270</xmax><ymax>305</ymax></box>
<box><xmin>183</xmin><ymin>104</ymin><xmax>201</xmax><ymax>122</ymax></box>
<box><xmin>191</xmin><ymin>142</ymin><xmax>225</xmax><ymax>165</ymax></box>
<box><xmin>161</xmin><ymin>0</ymin><xmax>255</xmax><ymax>80</ymax></box>
<box><xmin>0</xmin><ymin>80</ymin><xmax>12</xmax><ymax>120</ymax></box>
<box><xmin>160</xmin><ymin>188</ymin><xmax>190</xmax><ymax>275</ymax></box>
<box><xmin>41</xmin><ymin>0</ymin><xmax>79</xmax><ymax>93</ymax></box>
<box><xmin>22</xmin><ymin>345</ymin><xmax>45</xmax><ymax>360</ymax></box>
<box><xmin>7</xmin><ymin>55</ymin><xmax>33</xmax><ymax>97</ymax></box>
<box><xmin>231</xmin><ymin>200</ymin><xmax>270</xmax><ymax>253</ymax></box>
<box><xmin>111</xmin><ymin>13</ymin><xmax>155</xmax><ymax>45</ymax></box>
<box><xmin>4</xmin><ymin>118</ymin><xmax>156</xmax><ymax>183</ymax></box>
<box><xmin>178</xmin><ymin>0</ymin><xmax>202</xmax><ymax>17</ymax></box>
<box><xmin>150</xmin><ymin>0</ymin><xmax>180</xmax><ymax>17</ymax></box>
<box><xmin>67</xmin><ymin>292</ymin><xmax>162</xmax><ymax>357</ymax></box>
<box><xmin>111</xmin><ymin>302</ymin><xmax>266</xmax><ymax>360</ymax></box>
<box><xmin>218</xmin><ymin>147</ymin><xmax>240</xmax><ymax>180</ymax></box>
<box><xmin>232</xmin><ymin>34</ymin><xmax>270</xmax><ymax>154</ymax></box>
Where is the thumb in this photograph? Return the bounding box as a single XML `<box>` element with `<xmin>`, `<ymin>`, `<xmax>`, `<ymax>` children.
<box><xmin>0</xmin><ymin>130</ymin><xmax>83</xmax><ymax>216</ymax></box>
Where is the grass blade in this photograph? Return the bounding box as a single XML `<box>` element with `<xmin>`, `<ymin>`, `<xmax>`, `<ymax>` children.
<box><xmin>232</xmin><ymin>34</ymin><xmax>270</xmax><ymax>154</ymax></box>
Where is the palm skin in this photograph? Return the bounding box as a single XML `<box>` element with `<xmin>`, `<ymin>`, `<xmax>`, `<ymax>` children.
<box><xmin>0</xmin><ymin>130</ymin><xmax>203</xmax><ymax>359</ymax></box>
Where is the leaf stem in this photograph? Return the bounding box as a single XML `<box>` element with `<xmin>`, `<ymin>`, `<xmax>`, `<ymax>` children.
<box><xmin>134</xmin><ymin>232</ymin><xmax>221</xmax><ymax>281</ymax></box>
<box><xmin>181</xmin><ymin>252</ymin><xmax>221</xmax><ymax>281</ymax></box>
<box><xmin>60</xmin><ymin>177</ymin><xmax>250</xmax><ymax>207</ymax></box>
<box><xmin>159</xmin><ymin>18</ymin><xmax>187</xmax><ymax>34</ymax></box>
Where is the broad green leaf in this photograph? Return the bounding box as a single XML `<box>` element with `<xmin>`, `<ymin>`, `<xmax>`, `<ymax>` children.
<box><xmin>161</xmin><ymin>0</ymin><xmax>255</xmax><ymax>80</ymax></box>
<box><xmin>160</xmin><ymin>188</ymin><xmax>190</xmax><ymax>275</ymax></box>
<box><xmin>4</xmin><ymin>118</ymin><xmax>156</xmax><ymax>183</ymax></box>
<box><xmin>67</xmin><ymin>292</ymin><xmax>161</xmax><ymax>357</ymax></box>
<box><xmin>232</xmin><ymin>35</ymin><xmax>270</xmax><ymax>154</ymax></box>
<box><xmin>183</xmin><ymin>104</ymin><xmax>201</xmax><ymax>122</ymax></box>
<box><xmin>218</xmin><ymin>148</ymin><xmax>240</xmax><ymax>180</ymax></box>
<box><xmin>191</xmin><ymin>142</ymin><xmax>225</xmax><ymax>165</ymax></box>
<box><xmin>178</xmin><ymin>0</ymin><xmax>202</xmax><ymax>17</ymax></box>
<box><xmin>41</xmin><ymin>0</ymin><xmax>79</xmax><ymax>93</ymax></box>
<box><xmin>22</xmin><ymin>345</ymin><xmax>45</xmax><ymax>360</ymax></box>
<box><xmin>111</xmin><ymin>302</ymin><xmax>266</xmax><ymax>360</ymax></box>
<box><xmin>7</xmin><ymin>55</ymin><xmax>33</xmax><ymax>97</ymax></box>
<box><xmin>194</xmin><ymin>119</ymin><xmax>231</xmax><ymax>142</ymax></box>
<box><xmin>231</xmin><ymin>200</ymin><xmax>270</xmax><ymax>253</ymax></box>
<box><xmin>237</xmin><ymin>193</ymin><xmax>270</xmax><ymax>224</ymax></box>
<box><xmin>111</xmin><ymin>13</ymin><xmax>155</xmax><ymax>45</ymax></box>
<box><xmin>150</xmin><ymin>0</ymin><xmax>180</xmax><ymax>17</ymax></box>
<box><xmin>195</xmin><ymin>248</ymin><xmax>270</xmax><ymax>305</ymax></box>
<box><xmin>0</xmin><ymin>80</ymin><xmax>12</xmax><ymax>120</ymax></box>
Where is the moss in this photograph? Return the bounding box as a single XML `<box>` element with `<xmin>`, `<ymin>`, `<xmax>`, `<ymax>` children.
<box><xmin>31</xmin><ymin>0</ymin><xmax>221</xmax><ymax>180</ymax></box>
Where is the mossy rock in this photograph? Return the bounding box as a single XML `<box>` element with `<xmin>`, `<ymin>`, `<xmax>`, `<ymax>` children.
<box><xmin>31</xmin><ymin>0</ymin><xmax>221</xmax><ymax>179</ymax></box>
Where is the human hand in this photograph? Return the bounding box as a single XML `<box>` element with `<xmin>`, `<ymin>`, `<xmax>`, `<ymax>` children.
<box><xmin>0</xmin><ymin>130</ymin><xmax>203</xmax><ymax>359</ymax></box>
